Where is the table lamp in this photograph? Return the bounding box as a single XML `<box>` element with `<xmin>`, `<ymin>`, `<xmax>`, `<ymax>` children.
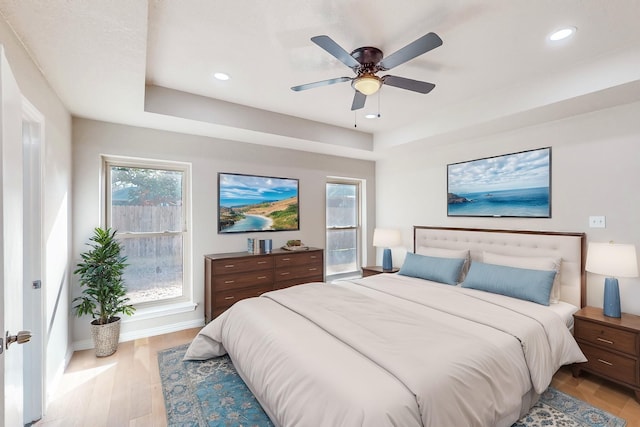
<box><xmin>373</xmin><ymin>228</ymin><xmax>402</xmax><ymax>272</ymax></box>
<box><xmin>585</xmin><ymin>242</ymin><xmax>638</xmax><ymax>318</ymax></box>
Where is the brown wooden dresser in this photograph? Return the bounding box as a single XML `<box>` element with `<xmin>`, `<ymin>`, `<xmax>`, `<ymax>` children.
<box><xmin>204</xmin><ymin>248</ymin><xmax>324</xmax><ymax>322</ymax></box>
<box><xmin>572</xmin><ymin>306</ymin><xmax>640</xmax><ymax>401</ymax></box>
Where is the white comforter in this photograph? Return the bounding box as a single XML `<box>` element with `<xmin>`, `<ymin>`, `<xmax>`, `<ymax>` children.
<box><xmin>186</xmin><ymin>275</ymin><xmax>586</xmax><ymax>427</ymax></box>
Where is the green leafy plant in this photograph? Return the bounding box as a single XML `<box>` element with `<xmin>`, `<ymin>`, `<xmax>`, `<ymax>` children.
<box><xmin>73</xmin><ymin>227</ymin><xmax>135</xmax><ymax>324</ymax></box>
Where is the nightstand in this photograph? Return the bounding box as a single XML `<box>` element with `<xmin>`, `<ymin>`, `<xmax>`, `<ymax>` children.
<box><xmin>361</xmin><ymin>266</ymin><xmax>400</xmax><ymax>277</ymax></box>
<box><xmin>572</xmin><ymin>306</ymin><xmax>640</xmax><ymax>401</ymax></box>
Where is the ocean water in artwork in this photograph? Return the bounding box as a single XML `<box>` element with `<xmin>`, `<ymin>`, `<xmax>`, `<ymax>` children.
<box><xmin>448</xmin><ymin>187</ymin><xmax>549</xmax><ymax>217</ymax></box>
<box><xmin>223</xmin><ymin>214</ymin><xmax>272</xmax><ymax>231</ymax></box>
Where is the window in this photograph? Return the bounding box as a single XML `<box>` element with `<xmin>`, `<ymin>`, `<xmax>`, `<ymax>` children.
<box><xmin>326</xmin><ymin>180</ymin><xmax>361</xmax><ymax>278</ymax></box>
<box><xmin>104</xmin><ymin>156</ymin><xmax>191</xmax><ymax>306</ymax></box>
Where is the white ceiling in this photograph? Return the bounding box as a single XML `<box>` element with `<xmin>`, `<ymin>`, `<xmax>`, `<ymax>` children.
<box><xmin>1</xmin><ymin>0</ymin><xmax>639</xmax><ymax>160</ymax></box>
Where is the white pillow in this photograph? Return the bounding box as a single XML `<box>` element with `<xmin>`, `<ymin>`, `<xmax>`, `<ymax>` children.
<box><xmin>482</xmin><ymin>251</ymin><xmax>562</xmax><ymax>303</ymax></box>
<box><xmin>416</xmin><ymin>246</ymin><xmax>470</xmax><ymax>283</ymax></box>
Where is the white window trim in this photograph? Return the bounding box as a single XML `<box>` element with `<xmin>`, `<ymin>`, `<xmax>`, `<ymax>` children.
<box><xmin>325</xmin><ymin>177</ymin><xmax>364</xmax><ymax>281</ymax></box>
<box><xmin>102</xmin><ymin>154</ymin><xmax>193</xmax><ymax>308</ymax></box>
<box><xmin>121</xmin><ymin>301</ymin><xmax>198</xmax><ymax>323</ymax></box>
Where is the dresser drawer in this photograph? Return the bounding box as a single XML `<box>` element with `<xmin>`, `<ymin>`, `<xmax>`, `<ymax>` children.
<box><xmin>275</xmin><ymin>251</ymin><xmax>322</xmax><ymax>267</ymax></box>
<box><xmin>213</xmin><ymin>270</ymin><xmax>274</xmax><ymax>291</ymax></box>
<box><xmin>211</xmin><ymin>256</ymin><xmax>273</xmax><ymax>275</ymax></box>
<box><xmin>575</xmin><ymin>319</ymin><xmax>637</xmax><ymax>355</ymax></box>
<box><xmin>214</xmin><ymin>284</ymin><xmax>273</xmax><ymax>310</ymax></box>
<box><xmin>578</xmin><ymin>342</ymin><xmax>637</xmax><ymax>385</ymax></box>
<box><xmin>275</xmin><ymin>263</ymin><xmax>323</xmax><ymax>282</ymax></box>
<box><xmin>275</xmin><ymin>273</ymin><xmax>324</xmax><ymax>290</ymax></box>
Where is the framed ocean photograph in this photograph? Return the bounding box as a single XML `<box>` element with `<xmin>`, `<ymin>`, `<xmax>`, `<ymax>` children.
<box><xmin>218</xmin><ymin>172</ymin><xmax>300</xmax><ymax>233</ymax></box>
<box><xmin>447</xmin><ymin>147</ymin><xmax>551</xmax><ymax>218</ymax></box>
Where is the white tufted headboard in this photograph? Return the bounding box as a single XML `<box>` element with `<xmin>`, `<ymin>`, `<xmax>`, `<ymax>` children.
<box><xmin>414</xmin><ymin>226</ymin><xmax>586</xmax><ymax>308</ymax></box>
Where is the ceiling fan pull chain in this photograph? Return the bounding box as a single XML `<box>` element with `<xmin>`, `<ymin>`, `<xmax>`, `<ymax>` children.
<box><xmin>354</xmin><ymin>111</ymin><xmax>357</xmax><ymax>128</ymax></box>
<box><xmin>378</xmin><ymin>91</ymin><xmax>382</xmax><ymax>118</ymax></box>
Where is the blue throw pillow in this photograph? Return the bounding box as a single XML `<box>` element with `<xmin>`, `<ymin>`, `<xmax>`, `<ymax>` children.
<box><xmin>461</xmin><ymin>261</ymin><xmax>556</xmax><ymax>305</ymax></box>
<box><xmin>398</xmin><ymin>252</ymin><xmax>465</xmax><ymax>285</ymax></box>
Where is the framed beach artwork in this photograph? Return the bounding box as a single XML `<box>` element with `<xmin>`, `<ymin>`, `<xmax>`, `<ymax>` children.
<box><xmin>447</xmin><ymin>147</ymin><xmax>551</xmax><ymax>218</ymax></box>
<box><xmin>218</xmin><ymin>172</ymin><xmax>300</xmax><ymax>233</ymax></box>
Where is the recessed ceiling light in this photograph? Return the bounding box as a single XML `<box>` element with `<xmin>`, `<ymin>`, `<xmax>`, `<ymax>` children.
<box><xmin>364</xmin><ymin>113</ymin><xmax>379</xmax><ymax>119</ymax></box>
<box><xmin>213</xmin><ymin>72</ymin><xmax>230</xmax><ymax>81</ymax></box>
<box><xmin>549</xmin><ymin>27</ymin><xmax>576</xmax><ymax>41</ymax></box>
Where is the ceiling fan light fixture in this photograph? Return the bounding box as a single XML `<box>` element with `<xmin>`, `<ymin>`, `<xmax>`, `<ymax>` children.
<box><xmin>352</xmin><ymin>74</ymin><xmax>382</xmax><ymax>95</ymax></box>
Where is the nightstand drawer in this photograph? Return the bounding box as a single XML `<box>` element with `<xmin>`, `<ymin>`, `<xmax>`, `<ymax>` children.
<box><xmin>579</xmin><ymin>342</ymin><xmax>637</xmax><ymax>385</ymax></box>
<box><xmin>361</xmin><ymin>266</ymin><xmax>400</xmax><ymax>277</ymax></box>
<box><xmin>575</xmin><ymin>319</ymin><xmax>637</xmax><ymax>355</ymax></box>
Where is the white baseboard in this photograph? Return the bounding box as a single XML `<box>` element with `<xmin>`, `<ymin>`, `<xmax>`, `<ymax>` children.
<box><xmin>72</xmin><ymin>318</ymin><xmax>205</xmax><ymax>351</ymax></box>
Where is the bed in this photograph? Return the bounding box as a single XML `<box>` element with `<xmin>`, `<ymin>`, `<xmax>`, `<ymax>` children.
<box><xmin>186</xmin><ymin>226</ymin><xmax>588</xmax><ymax>427</ymax></box>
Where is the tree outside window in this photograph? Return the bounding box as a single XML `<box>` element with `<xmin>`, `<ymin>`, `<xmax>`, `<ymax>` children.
<box><xmin>105</xmin><ymin>160</ymin><xmax>190</xmax><ymax>305</ymax></box>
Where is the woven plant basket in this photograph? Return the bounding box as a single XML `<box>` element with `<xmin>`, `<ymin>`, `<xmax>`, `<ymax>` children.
<box><xmin>90</xmin><ymin>317</ymin><xmax>121</xmax><ymax>357</ymax></box>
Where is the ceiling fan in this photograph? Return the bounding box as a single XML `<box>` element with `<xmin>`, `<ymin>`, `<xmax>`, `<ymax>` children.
<box><xmin>291</xmin><ymin>32</ymin><xmax>443</xmax><ymax>111</ymax></box>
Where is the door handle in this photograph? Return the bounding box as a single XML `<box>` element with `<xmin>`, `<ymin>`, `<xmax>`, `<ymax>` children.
<box><xmin>5</xmin><ymin>330</ymin><xmax>32</xmax><ymax>350</ymax></box>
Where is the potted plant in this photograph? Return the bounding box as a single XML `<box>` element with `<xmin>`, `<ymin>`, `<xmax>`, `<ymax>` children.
<box><xmin>73</xmin><ymin>227</ymin><xmax>135</xmax><ymax>357</ymax></box>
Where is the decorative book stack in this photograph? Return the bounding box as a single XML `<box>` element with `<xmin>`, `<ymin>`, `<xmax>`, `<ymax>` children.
<box><xmin>247</xmin><ymin>238</ymin><xmax>272</xmax><ymax>254</ymax></box>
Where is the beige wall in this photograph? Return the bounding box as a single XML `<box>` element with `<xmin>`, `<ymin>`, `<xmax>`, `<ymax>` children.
<box><xmin>375</xmin><ymin>100</ymin><xmax>640</xmax><ymax>315</ymax></box>
<box><xmin>71</xmin><ymin>118</ymin><xmax>376</xmax><ymax>346</ymax></box>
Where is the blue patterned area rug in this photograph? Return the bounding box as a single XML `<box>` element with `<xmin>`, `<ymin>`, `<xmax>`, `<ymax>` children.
<box><xmin>158</xmin><ymin>344</ymin><xmax>626</xmax><ymax>427</ymax></box>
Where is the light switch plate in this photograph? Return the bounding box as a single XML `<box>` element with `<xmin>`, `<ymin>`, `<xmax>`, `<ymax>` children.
<box><xmin>589</xmin><ymin>216</ymin><xmax>606</xmax><ymax>228</ymax></box>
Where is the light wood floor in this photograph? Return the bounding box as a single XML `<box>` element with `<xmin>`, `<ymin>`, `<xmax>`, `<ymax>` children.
<box><xmin>34</xmin><ymin>328</ymin><xmax>640</xmax><ymax>427</ymax></box>
<box><xmin>33</xmin><ymin>328</ymin><xmax>200</xmax><ymax>427</ymax></box>
<box><xmin>551</xmin><ymin>366</ymin><xmax>640</xmax><ymax>427</ymax></box>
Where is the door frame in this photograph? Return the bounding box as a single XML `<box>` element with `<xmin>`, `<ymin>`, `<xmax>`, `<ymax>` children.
<box><xmin>22</xmin><ymin>97</ymin><xmax>45</xmax><ymax>423</ymax></box>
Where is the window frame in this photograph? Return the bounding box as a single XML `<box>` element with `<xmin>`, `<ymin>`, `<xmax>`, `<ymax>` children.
<box><xmin>102</xmin><ymin>155</ymin><xmax>193</xmax><ymax>309</ymax></box>
<box><xmin>325</xmin><ymin>178</ymin><xmax>363</xmax><ymax>280</ymax></box>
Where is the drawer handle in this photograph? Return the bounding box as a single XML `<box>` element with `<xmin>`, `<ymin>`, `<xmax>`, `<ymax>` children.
<box><xmin>257</xmin><ymin>276</ymin><xmax>267</xmax><ymax>279</ymax></box>
<box><xmin>310</xmin><ymin>256</ymin><xmax>317</xmax><ymax>259</ymax></box>
<box><xmin>282</xmin><ymin>258</ymin><xmax>291</xmax><ymax>261</ymax></box>
<box><xmin>257</xmin><ymin>261</ymin><xmax>267</xmax><ymax>264</ymax></box>
<box><xmin>224</xmin><ymin>296</ymin><xmax>235</xmax><ymax>301</ymax></box>
<box><xmin>280</xmin><ymin>272</ymin><xmax>290</xmax><ymax>276</ymax></box>
<box><xmin>308</xmin><ymin>268</ymin><xmax>317</xmax><ymax>271</ymax></box>
<box><xmin>224</xmin><ymin>264</ymin><xmax>235</xmax><ymax>268</ymax></box>
<box><xmin>596</xmin><ymin>337</ymin><xmax>614</xmax><ymax>345</ymax></box>
<box><xmin>597</xmin><ymin>358</ymin><xmax>613</xmax><ymax>366</ymax></box>
<box><xmin>224</xmin><ymin>280</ymin><xmax>235</xmax><ymax>284</ymax></box>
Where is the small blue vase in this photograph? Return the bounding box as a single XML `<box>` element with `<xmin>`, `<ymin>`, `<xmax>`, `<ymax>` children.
<box><xmin>382</xmin><ymin>248</ymin><xmax>393</xmax><ymax>272</ymax></box>
<box><xmin>603</xmin><ymin>277</ymin><xmax>621</xmax><ymax>318</ymax></box>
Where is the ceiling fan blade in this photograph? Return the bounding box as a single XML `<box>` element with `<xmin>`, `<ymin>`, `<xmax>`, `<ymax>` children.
<box><xmin>311</xmin><ymin>35</ymin><xmax>360</xmax><ymax>69</ymax></box>
<box><xmin>382</xmin><ymin>75</ymin><xmax>435</xmax><ymax>94</ymax></box>
<box><xmin>378</xmin><ymin>32</ymin><xmax>443</xmax><ymax>70</ymax></box>
<box><xmin>351</xmin><ymin>91</ymin><xmax>366</xmax><ymax>110</ymax></box>
<box><xmin>291</xmin><ymin>76</ymin><xmax>352</xmax><ymax>92</ymax></box>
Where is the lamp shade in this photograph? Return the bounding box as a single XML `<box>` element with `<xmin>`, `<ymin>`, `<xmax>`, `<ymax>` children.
<box><xmin>373</xmin><ymin>228</ymin><xmax>402</xmax><ymax>248</ymax></box>
<box><xmin>586</xmin><ymin>242</ymin><xmax>639</xmax><ymax>278</ymax></box>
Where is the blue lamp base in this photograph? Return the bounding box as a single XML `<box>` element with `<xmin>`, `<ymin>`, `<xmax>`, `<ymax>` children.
<box><xmin>603</xmin><ymin>277</ymin><xmax>621</xmax><ymax>318</ymax></box>
<box><xmin>382</xmin><ymin>248</ymin><xmax>393</xmax><ymax>272</ymax></box>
